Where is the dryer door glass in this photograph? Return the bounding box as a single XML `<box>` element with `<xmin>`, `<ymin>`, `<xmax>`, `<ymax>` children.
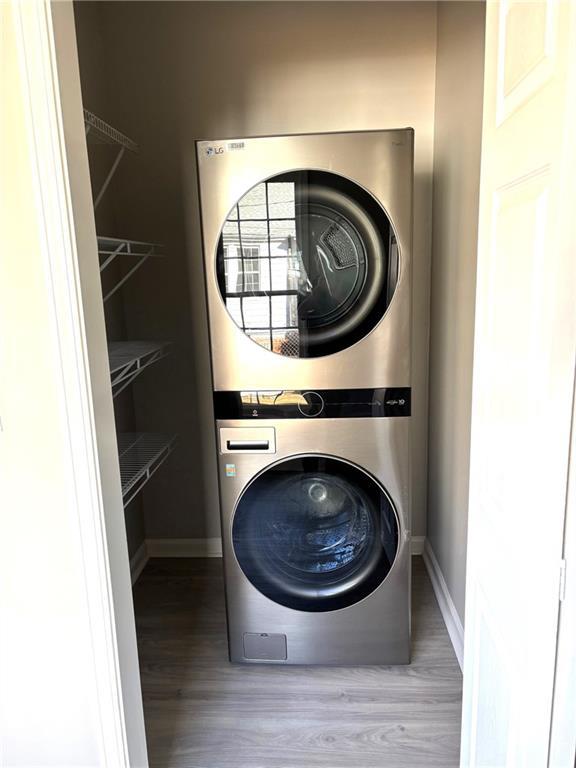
<box><xmin>216</xmin><ymin>171</ymin><xmax>398</xmax><ymax>358</ymax></box>
<box><xmin>232</xmin><ymin>456</ymin><xmax>399</xmax><ymax>612</ymax></box>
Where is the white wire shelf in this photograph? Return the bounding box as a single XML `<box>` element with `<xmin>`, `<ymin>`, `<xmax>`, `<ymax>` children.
<box><xmin>118</xmin><ymin>433</ymin><xmax>177</xmax><ymax>508</ymax></box>
<box><xmin>98</xmin><ymin>236</ymin><xmax>164</xmax><ymax>302</ymax></box>
<box><xmin>84</xmin><ymin>109</ymin><xmax>138</xmax><ymax>209</ymax></box>
<box><xmin>109</xmin><ymin>341</ymin><xmax>172</xmax><ymax>398</ymax></box>
<box><xmin>84</xmin><ymin>109</ymin><xmax>138</xmax><ymax>152</ymax></box>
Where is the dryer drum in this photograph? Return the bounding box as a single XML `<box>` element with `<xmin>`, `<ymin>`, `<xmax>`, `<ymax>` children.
<box><xmin>293</xmin><ymin>191</ymin><xmax>382</xmax><ymax>344</ymax></box>
<box><xmin>232</xmin><ymin>456</ymin><xmax>399</xmax><ymax>612</ymax></box>
<box><xmin>216</xmin><ymin>171</ymin><xmax>398</xmax><ymax>358</ymax></box>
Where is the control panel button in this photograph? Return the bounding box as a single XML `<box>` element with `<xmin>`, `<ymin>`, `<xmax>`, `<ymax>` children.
<box><xmin>297</xmin><ymin>391</ymin><xmax>325</xmax><ymax>417</ymax></box>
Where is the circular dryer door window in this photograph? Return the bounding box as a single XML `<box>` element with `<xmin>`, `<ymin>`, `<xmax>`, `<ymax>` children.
<box><xmin>232</xmin><ymin>456</ymin><xmax>399</xmax><ymax>612</ymax></box>
<box><xmin>216</xmin><ymin>171</ymin><xmax>398</xmax><ymax>358</ymax></box>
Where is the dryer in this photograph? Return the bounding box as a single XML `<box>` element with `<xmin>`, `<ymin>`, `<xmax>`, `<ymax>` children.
<box><xmin>197</xmin><ymin>129</ymin><xmax>413</xmax><ymax>391</ymax></box>
<box><xmin>215</xmin><ymin>388</ymin><xmax>411</xmax><ymax>665</ymax></box>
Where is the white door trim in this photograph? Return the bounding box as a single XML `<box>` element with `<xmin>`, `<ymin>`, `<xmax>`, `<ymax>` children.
<box><xmin>9</xmin><ymin>1</ymin><xmax>147</xmax><ymax>764</ymax></box>
<box><xmin>548</xmin><ymin>369</ymin><xmax>576</xmax><ymax>766</ymax></box>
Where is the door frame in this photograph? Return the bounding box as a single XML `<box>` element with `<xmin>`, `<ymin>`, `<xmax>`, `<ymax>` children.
<box><xmin>6</xmin><ymin>1</ymin><xmax>148</xmax><ymax>764</ymax></box>
<box><xmin>548</xmin><ymin>371</ymin><xmax>576</xmax><ymax>766</ymax></box>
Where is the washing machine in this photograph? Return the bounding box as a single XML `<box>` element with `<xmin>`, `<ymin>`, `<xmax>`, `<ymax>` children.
<box><xmin>215</xmin><ymin>388</ymin><xmax>411</xmax><ymax>665</ymax></box>
<box><xmin>196</xmin><ymin>129</ymin><xmax>413</xmax><ymax>391</ymax></box>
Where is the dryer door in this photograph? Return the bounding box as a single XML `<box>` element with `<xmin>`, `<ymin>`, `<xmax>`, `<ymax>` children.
<box><xmin>232</xmin><ymin>455</ymin><xmax>399</xmax><ymax>612</ymax></box>
<box><xmin>217</xmin><ymin>171</ymin><xmax>398</xmax><ymax>358</ymax></box>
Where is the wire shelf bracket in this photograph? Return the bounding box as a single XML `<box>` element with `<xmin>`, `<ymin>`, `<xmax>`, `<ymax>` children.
<box><xmin>108</xmin><ymin>341</ymin><xmax>172</xmax><ymax>398</ymax></box>
<box><xmin>98</xmin><ymin>236</ymin><xmax>164</xmax><ymax>302</ymax></box>
<box><xmin>84</xmin><ymin>109</ymin><xmax>138</xmax><ymax>210</ymax></box>
<box><xmin>118</xmin><ymin>433</ymin><xmax>177</xmax><ymax>508</ymax></box>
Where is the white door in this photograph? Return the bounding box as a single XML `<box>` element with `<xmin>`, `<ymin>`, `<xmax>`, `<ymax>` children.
<box><xmin>461</xmin><ymin>1</ymin><xmax>576</xmax><ymax>766</ymax></box>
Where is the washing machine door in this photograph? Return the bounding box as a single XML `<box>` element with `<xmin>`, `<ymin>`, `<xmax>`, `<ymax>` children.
<box><xmin>217</xmin><ymin>171</ymin><xmax>398</xmax><ymax>358</ymax></box>
<box><xmin>232</xmin><ymin>456</ymin><xmax>399</xmax><ymax>612</ymax></box>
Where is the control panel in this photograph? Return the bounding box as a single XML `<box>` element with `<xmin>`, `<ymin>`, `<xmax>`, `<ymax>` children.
<box><xmin>214</xmin><ymin>387</ymin><xmax>411</xmax><ymax>420</ymax></box>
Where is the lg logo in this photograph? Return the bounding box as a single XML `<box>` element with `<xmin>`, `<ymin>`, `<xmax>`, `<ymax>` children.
<box><xmin>206</xmin><ymin>146</ymin><xmax>224</xmax><ymax>157</ymax></box>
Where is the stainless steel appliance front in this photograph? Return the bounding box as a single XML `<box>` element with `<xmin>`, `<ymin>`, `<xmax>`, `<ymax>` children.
<box><xmin>216</xmin><ymin>417</ymin><xmax>410</xmax><ymax>665</ymax></box>
<box><xmin>197</xmin><ymin>130</ymin><xmax>413</xmax><ymax>391</ymax></box>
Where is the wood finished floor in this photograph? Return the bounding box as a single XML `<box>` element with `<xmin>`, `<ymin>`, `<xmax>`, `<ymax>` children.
<box><xmin>134</xmin><ymin>557</ymin><xmax>462</xmax><ymax>768</ymax></box>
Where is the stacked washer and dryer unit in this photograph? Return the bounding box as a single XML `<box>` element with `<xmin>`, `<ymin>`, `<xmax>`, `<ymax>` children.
<box><xmin>197</xmin><ymin>130</ymin><xmax>413</xmax><ymax>665</ymax></box>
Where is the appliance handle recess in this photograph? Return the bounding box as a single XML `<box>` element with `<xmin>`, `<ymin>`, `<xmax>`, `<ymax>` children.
<box><xmin>227</xmin><ymin>440</ymin><xmax>270</xmax><ymax>451</ymax></box>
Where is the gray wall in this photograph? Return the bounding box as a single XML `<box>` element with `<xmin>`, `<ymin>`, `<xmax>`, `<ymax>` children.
<box><xmin>74</xmin><ymin>1</ymin><xmax>438</xmax><ymax>542</ymax></box>
<box><xmin>428</xmin><ymin>1</ymin><xmax>485</xmax><ymax>622</ymax></box>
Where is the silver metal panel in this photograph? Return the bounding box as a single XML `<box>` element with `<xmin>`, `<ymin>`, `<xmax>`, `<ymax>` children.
<box><xmin>216</xmin><ymin>417</ymin><xmax>411</xmax><ymax>665</ymax></box>
<box><xmin>197</xmin><ymin>130</ymin><xmax>413</xmax><ymax>391</ymax></box>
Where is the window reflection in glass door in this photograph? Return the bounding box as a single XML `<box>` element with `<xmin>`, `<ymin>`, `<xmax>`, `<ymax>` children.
<box><xmin>220</xmin><ymin>180</ymin><xmax>301</xmax><ymax>354</ymax></box>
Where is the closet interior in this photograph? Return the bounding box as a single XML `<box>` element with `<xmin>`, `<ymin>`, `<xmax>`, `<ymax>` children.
<box><xmin>73</xmin><ymin>1</ymin><xmax>485</xmax><ymax>764</ymax></box>
<box><xmin>74</xmin><ymin>0</ymin><xmax>484</xmax><ymax>592</ymax></box>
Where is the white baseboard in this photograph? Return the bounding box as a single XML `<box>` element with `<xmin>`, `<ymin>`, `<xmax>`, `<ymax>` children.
<box><xmin>410</xmin><ymin>536</ymin><xmax>425</xmax><ymax>555</ymax></box>
<box><xmin>422</xmin><ymin>540</ymin><xmax>464</xmax><ymax>670</ymax></box>
<box><xmin>146</xmin><ymin>537</ymin><xmax>223</xmax><ymax>558</ymax></box>
<box><xmin>129</xmin><ymin>541</ymin><xmax>149</xmax><ymax>586</ymax></box>
<box><xmin>144</xmin><ymin>536</ymin><xmax>424</xmax><ymax>559</ymax></box>
<box><xmin>131</xmin><ymin>536</ymin><xmax>462</xmax><ymax>670</ymax></box>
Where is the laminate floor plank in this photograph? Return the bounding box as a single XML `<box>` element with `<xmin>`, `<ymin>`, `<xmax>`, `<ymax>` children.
<box><xmin>134</xmin><ymin>557</ymin><xmax>462</xmax><ymax>768</ymax></box>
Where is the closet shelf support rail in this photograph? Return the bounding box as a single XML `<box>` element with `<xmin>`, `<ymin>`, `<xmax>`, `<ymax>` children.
<box><xmin>84</xmin><ymin>109</ymin><xmax>138</xmax><ymax>210</ymax></box>
<box><xmin>118</xmin><ymin>433</ymin><xmax>177</xmax><ymax>508</ymax></box>
<box><xmin>108</xmin><ymin>341</ymin><xmax>173</xmax><ymax>398</ymax></box>
<box><xmin>97</xmin><ymin>236</ymin><xmax>164</xmax><ymax>302</ymax></box>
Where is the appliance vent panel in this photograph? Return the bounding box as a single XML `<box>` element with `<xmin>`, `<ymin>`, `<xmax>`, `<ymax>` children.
<box><xmin>243</xmin><ymin>633</ymin><xmax>287</xmax><ymax>661</ymax></box>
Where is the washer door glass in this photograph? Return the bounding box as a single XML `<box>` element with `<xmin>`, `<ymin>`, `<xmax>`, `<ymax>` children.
<box><xmin>216</xmin><ymin>171</ymin><xmax>398</xmax><ymax>358</ymax></box>
<box><xmin>232</xmin><ymin>456</ymin><xmax>399</xmax><ymax>612</ymax></box>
